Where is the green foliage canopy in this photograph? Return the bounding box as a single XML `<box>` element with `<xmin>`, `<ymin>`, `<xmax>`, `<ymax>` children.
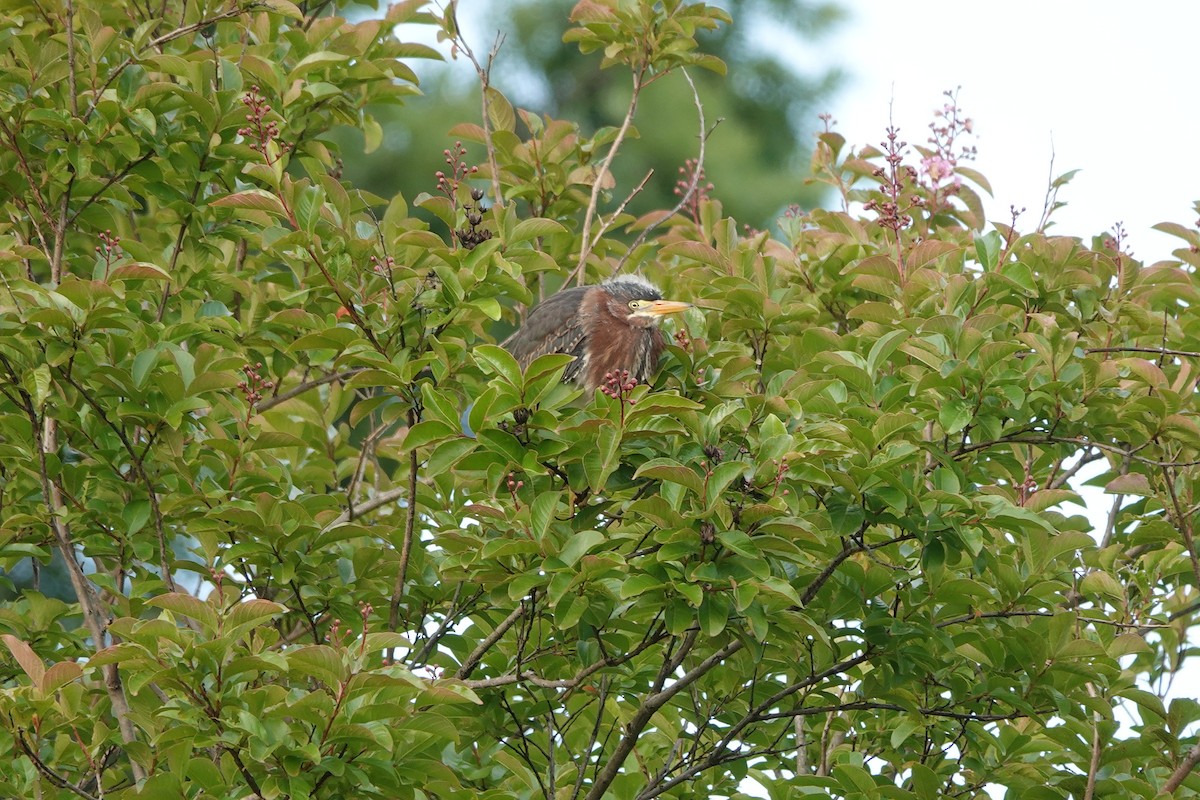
<box><xmin>2</xmin><ymin>1</ymin><xmax>1200</xmax><ymax>799</ymax></box>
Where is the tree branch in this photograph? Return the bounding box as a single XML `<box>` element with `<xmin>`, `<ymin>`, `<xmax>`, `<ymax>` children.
<box><xmin>585</xmin><ymin>634</ymin><xmax>743</xmax><ymax>800</ymax></box>
<box><xmin>613</xmin><ymin>69</ymin><xmax>717</xmax><ymax>278</ymax></box>
<box><xmin>1163</xmin><ymin>742</ymin><xmax>1200</xmax><ymax>793</ymax></box>
<box><xmin>255</xmin><ymin>368</ymin><xmax>365</xmax><ymax>414</ymax></box>
<box><xmin>637</xmin><ymin>647</ymin><xmax>876</xmax><ymax>800</ymax></box>
<box><xmin>388</xmin><ymin>446</ymin><xmax>420</xmax><ymax>630</ymax></box>
<box><xmin>456</xmin><ymin>600</ymin><xmax>529</xmax><ymax>680</ymax></box>
<box><xmin>570</xmin><ymin>67</ymin><xmax>647</xmax><ymax>287</ymax></box>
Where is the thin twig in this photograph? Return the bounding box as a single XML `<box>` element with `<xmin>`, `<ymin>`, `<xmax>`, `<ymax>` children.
<box><xmin>1085</xmin><ymin>346</ymin><xmax>1200</xmax><ymax>359</ymax></box>
<box><xmin>455</xmin><ymin>601</ymin><xmax>528</xmax><ymax>680</ymax></box>
<box><xmin>64</xmin><ymin>0</ymin><xmax>79</xmax><ymax>116</ymax></box>
<box><xmin>934</xmin><ymin>609</ymin><xmax>1169</xmax><ymax>631</ymax></box>
<box><xmin>56</xmin><ymin>367</ymin><xmax>179</xmax><ymax>594</ymax></box>
<box><xmin>444</xmin><ymin>5</ymin><xmax>504</xmax><ymax>206</ymax></box>
<box><xmin>570</xmin><ymin>67</ymin><xmax>647</xmax><ymax>287</ymax></box>
<box><xmin>84</xmin><ymin>6</ymin><xmax>247</xmax><ymax>122</ymax></box>
<box><xmin>635</xmin><ymin>648</ymin><xmax>876</xmax><ymax>800</ymax></box>
<box><xmin>255</xmin><ymin>368</ymin><xmax>364</xmax><ymax>414</ymax></box>
<box><xmin>1036</xmin><ymin>140</ymin><xmax>1059</xmax><ymax>233</ymax></box>
<box><xmin>613</xmin><ymin>69</ymin><xmax>717</xmax><ymax>278</ymax></box>
<box><xmin>1161</xmin><ymin>463</ymin><xmax>1200</xmax><ymax>591</ymax></box>
<box><xmin>463</xmin><ymin>631</ymin><xmax>667</xmax><ymax>691</ymax></box>
<box><xmin>585</xmin><ymin>634</ymin><xmax>742</xmax><ymax>800</ymax></box>
<box><xmin>388</xmin><ymin>446</ymin><xmax>420</xmax><ymax>630</ymax></box>
<box><xmin>15</xmin><ymin>731</ymin><xmax>100</xmax><ymax>800</ymax></box>
<box><xmin>65</xmin><ymin>151</ymin><xmax>155</xmax><ymax>229</ymax></box>
<box><xmin>1084</xmin><ymin>683</ymin><xmax>1102</xmax><ymax>800</ymax></box>
<box><xmin>1163</xmin><ymin>743</ymin><xmax>1200</xmax><ymax>793</ymax></box>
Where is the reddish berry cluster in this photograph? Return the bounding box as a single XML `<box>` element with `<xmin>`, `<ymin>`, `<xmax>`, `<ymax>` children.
<box><xmin>769</xmin><ymin>456</ymin><xmax>789</xmax><ymax>498</ymax></box>
<box><xmin>602</xmin><ymin>370</ymin><xmax>638</xmax><ymax>425</ymax></box>
<box><xmin>435</xmin><ymin>141</ymin><xmax>478</xmax><ymax>202</ymax></box>
<box><xmin>505</xmin><ymin>471</ymin><xmax>525</xmax><ymax>511</ymax></box>
<box><xmin>370</xmin><ymin>254</ymin><xmax>395</xmax><ymax>275</ymax></box>
<box><xmin>601</xmin><ymin>369</ymin><xmax>637</xmax><ymax>400</ymax></box>
<box><xmin>95</xmin><ymin>229</ymin><xmax>123</xmax><ymax>273</ymax></box>
<box><xmin>238</xmin><ymin>86</ymin><xmax>286</xmax><ymax>163</ymax></box>
<box><xmin>864</xmin><ymin>126</ymin><xmax>917</xmax><ymax>235</ymax></box>
<box><xmin>675</xmin><ymin>158</ymin><xmax>713</xmax><ymax>224</ymax></box>
<box><xmin>237</xmin><ymin>361</ymin><xmax>274</xmax><ymax>411</ymax></box>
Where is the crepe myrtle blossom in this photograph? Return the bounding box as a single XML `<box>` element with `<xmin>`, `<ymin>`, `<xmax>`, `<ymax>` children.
<box><xmin>921</xmin><ymin>154</ymin><xmax>960</xmax><ymax>187</ymax></box>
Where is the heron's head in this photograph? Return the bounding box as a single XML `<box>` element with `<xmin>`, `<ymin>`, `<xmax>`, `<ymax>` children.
<box><xmin>599</xmin><ymin>275</ymin><xmax>691</xmax><ymax>329</ymax></box>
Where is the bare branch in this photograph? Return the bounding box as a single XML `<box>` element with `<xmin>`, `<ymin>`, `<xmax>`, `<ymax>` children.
<box><xmin>456</xmin><ymin>600</ymin><xmax>529</xmax><ymax>680</ymax></box>
<box><xmin>1085</xmin><ymin>346</ymin><xmax>1200</xmax><ymax>359</ymax></box>
<box><xmin>586</xmin><ymin>635</ymin><xmax>744</xmax><ymax>800</ymax></box>
<box><xmin>570</xmin><ymin>67</ymin><xmax>647</xmax><ymax>287</ymax></box>
<box><xmin>444</xmin><ymin>5</ymin><xmax>504</xmax><ymax>206</ymax></box>
<box><xmin>613</xmin><ymin>69</ymin><xmax>718</xmax><ymax>278</ymax></box>
<box><xmin>388</xmin><ymin>446</ymin><xmax>420</xmax><ymax>630</ymax></box>
<box><xmin>1164</xmin><ymin>742</ymin><xmax>1200</xmax><ymax>793</ymax></box>
<box><xmin>255</xmin><ymin>368</ymin><xmax>365</xmax><ymax>414</ymax></box>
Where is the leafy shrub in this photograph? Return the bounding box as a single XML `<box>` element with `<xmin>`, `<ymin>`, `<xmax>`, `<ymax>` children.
<box><xmin>2</xmin><ymin>1</ymin><xmax>1200</xmax><ymax>799</ymax></box>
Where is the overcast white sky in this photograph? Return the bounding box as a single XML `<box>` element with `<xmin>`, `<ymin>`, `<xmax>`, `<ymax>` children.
<box><xmin>801</xmin><ymin>0</ymin><xmax>1200</xmax><ymax>263</ymax></box>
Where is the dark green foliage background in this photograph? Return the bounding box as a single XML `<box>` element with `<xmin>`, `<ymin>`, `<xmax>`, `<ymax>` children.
<box><xmin>2</xmin><ymin>1</ymin><xmax>1200</xmax><ymax>799</ymax></box>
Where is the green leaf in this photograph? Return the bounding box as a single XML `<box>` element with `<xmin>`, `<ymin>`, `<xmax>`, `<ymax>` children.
<box><xmin>634</xmin><ymin>459</ymin><xmax>704</xmax><ymax>495</ymax></box>
<box><xmin>530</xmin><ymin>491</ymin><xmax>560</xmax><ymax>539</ymax></box>
<box><xmin>295</xmin><ymin>184</ymin><xmax>325</xmax><ymax>234</ymax></box>
<box><xmin>146</xmin><ymin>593</ymin><xmax>218</xmax><ymax>631</ymax></box>
<box><xmin>475</xmin><ymin>344</ymin><xmax>523</xmax><ymax>387</ymax></box>
<box><xmin>509</xmin><ymin>218</ymin><xmax>567</xmax><ymax>244</ymax></box>
<box><xmin>109</xmin><ymin>262</ymin><xmax>171</xmax><ymax>281</ymax></box>
<box><xmin>404</xmin><ymin>420</ymin><xmax>460</xmax><ymax>449</ymax></box>
<box><xmin>1</xmin><ymin>634</ymin><xmax>44</xmax><ymax>686</ymax></box>
<box><xmin>485</xmin><ymin>86</ymin><xmax>515</xmax><ymax>133</ymax></box>
<box><xmin>132</xmin><ymin>347</ymin><xmax>160</xmax><ymax>390</ymax></box>
<box><xmin>557</xmin><ymin>529</ymin><xmax>604</xmax><ymax>567</ymax></box>
<box><xmin>288</xmin><ymin>645</ymin><xmax>346</xmax><ymax>686</ymax></box>
<box><xmin>211</xmin><ymin>189</ymin><xmax>287</xmax><ymax>217</ymax></box>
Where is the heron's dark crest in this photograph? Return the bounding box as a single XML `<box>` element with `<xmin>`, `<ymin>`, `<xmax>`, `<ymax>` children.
<box><xmin>503</xmin><ymin>275</ymin><xmax>691</xmax><ymax>391</ymax></box>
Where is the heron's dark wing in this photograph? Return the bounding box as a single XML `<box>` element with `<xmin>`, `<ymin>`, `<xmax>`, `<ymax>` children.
<box><xmin>502</xmin><ymin>286</ymin><xmax>591</xmax><ymax>382</ymax></box>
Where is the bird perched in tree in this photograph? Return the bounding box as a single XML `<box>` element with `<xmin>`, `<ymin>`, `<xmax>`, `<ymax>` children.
<box><xmin>503</xmin><ymin>275</ymin><xmax>691</xmax><ymax>392</ymax></box>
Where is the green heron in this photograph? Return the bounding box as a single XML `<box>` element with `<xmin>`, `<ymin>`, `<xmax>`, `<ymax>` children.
<box><xmin>503</xmin><ymin>275</ymin><xmax>691</xmax><ymax>392</ymax></box>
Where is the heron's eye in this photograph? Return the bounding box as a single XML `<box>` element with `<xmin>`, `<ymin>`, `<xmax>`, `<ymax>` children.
<box><xmin>628</xmin><ymin>300</ymin><xmax>644</xmax><ymax>310</ymax></box>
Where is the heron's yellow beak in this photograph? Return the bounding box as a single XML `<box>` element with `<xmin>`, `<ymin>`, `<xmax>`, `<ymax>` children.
<box><xmin>646</xmin><ymin>300</ymin><xmax>692</xmax><ymax>316</ymax></box>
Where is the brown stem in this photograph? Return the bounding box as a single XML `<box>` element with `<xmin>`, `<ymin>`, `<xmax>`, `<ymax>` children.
<box><xmin>570</xmin><ymin>67</ymin><xmax>646</xmax><ymax>287</ymax></box>
<box><xmin>84</xmin><ymin>6</ymin><xmax>247</xmax><ymax>123</ymax></box>
<box><xmin>1161</xmin><ymin>464</ymin><xmax>1200</xmax><ymax>590</ymax></box>
<box><xmin>585</xmin><ymin>633</ymin><xmax>743</xmax><ymax>800</ymax></box>
<box><xmin>255</xmin><ymin>368</ymin><xmax>364</xmax><ymax>414</ymax></box>
<box><xmin>64</xmin><ymin>0</ymin><xmax>79</xmax><ymax>116</ymax></box>
<box><xmin>613</xmin><ymin>69</ymin><xmax>715</xmax><ymax>278</ymax></box>
<box><xmin>445</xmin><ymin>5</ymin><xmax>503</xmax><ymax>206</ymax></box>
<box><xmin>1164</xmin><ymin>743</ymin><xmax>1200</xmax><ymax>792</ymax></box>
<box><xmin>388</xmin><ymin>446</ymin><xmax>419</xmax><ymax>630</ymax></box>
<box><xmin>455</xmin><ymin>600</ymin><xmax>528</xmax><ymax>680</ymax></box>
<box><xmin>1086</xmin><ymin>346</ymin><xmax>1200</xmax><ymax>359</ymax></box>
<box><xmin>33</xmin><ymin>416</ymin><xmax>145</xmax><ymax>781</ymax></box>
<box><xmin>1084</xmin><ymin>683</ymin><xmax>1102</xmax><ymax>800</ymax></box>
